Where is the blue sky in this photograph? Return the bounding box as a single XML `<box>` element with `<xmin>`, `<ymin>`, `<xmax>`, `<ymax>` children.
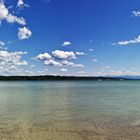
<box><xmin>0</xmin><ymin>0</ymin><xmax>140</xmax><ymax>76</ymax></box>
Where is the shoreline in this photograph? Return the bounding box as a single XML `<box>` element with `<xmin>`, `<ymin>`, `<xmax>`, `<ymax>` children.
<box><xmin>0</xmin><ymin>117</ymin><xmax>140</xmax><ymax>140</ymax></box>
<box><xmin>0</xmin><ymin>75</ymin><xmax>138</xmax><ymax>81</ymax></box>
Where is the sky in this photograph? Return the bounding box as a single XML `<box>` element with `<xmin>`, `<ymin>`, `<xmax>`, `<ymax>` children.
<box><xmin>0</xmin><ymin>0</ymin><xmax>140</xmax><ymax>76</ymax></box>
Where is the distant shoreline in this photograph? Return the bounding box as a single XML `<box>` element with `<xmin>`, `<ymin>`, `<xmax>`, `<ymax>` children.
<box><xmin>0</xmin><ymin>75</ymin><xmax>138</xmax><ymax>81</ymax></box>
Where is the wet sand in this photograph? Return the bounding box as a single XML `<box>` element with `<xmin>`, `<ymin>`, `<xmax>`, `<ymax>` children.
<box><xmin>1</xmin><ymin>118</ymin><xmax>140</xmax><ymax>140</ymax></box>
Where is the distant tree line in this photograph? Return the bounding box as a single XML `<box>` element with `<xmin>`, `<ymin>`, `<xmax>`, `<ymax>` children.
<box><xmin>0</xmin><ymin>75</ymin><xmax>131</xmax><ymax>81</ymax></box>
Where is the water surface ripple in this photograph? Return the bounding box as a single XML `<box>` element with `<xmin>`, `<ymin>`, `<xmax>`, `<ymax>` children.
<box><xmin>0</xmin><ymin>81</ymin><xmax>140</xmax><ymax>139</ymax></box>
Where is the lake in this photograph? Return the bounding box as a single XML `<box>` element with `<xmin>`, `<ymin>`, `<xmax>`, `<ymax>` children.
<box><xmin>0</xmin><ymin>81</ymin><xmax>140</xmax><ymax>140</ymax></box>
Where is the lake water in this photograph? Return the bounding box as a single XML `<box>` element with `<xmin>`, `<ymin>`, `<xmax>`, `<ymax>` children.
<box><xmin>1</xmin><ymin>81</ymin><xmax>140</xmax><ymax>140</ymax></box>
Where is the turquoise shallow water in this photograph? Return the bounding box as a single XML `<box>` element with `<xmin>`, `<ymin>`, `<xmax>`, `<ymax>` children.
<box><xmin>1</xmin><ymin>80</ymin><xmax>140</xmax><ymax>140</ymax></box>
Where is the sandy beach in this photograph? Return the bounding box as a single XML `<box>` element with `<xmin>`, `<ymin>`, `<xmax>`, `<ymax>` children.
<box><xmin>1</xmin><ymin>118</ymin><xmax>140</xmax><ymax>140</ymax></box>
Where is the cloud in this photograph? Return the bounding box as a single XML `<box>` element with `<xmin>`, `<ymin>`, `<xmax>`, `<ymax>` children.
<box><xmin>92</xmin><ymin>66</ymin><xmax>137</xmax><ymax>76</ymax></box>
<box><xmin>44</xmin><ymin>59</ymin><xmax>62</xmax><ymax>66</ymax></box>
<box><xmin>61</xmin><ymin>60</ymin><xmax>74</xmax><ymax>66</ymax></box>
<box><xmin>52</xmin><ymin>50</ymin><xmax>76</xmax><ymax>60</ymax></box>
<box><xmin>0</xmin><ymin>2</ymin><xmax>26</xmax><ymax>25</ymax></box>
<box><xmin>17</xmin><ymin>0</ymin><xmax>30</xmax><ymax>8</ymax></box>
<box><xmin>6</xmin><ymin>14</ymin><xmax>26</xmax><ymax>25</ymax></box>
<box><xmin>0</xmin><ymin>50</ymin><xmax>28</xmax><ymax>74</ymax></box>
<box><xmin>35</xmin><ymin>51</ymin><xmax>85</xmax><ymax>68</ymax></box>
<box><xmin>0</xmin><ymin>41</ymin><xmax>7</xmax><ymax>50</ymax></box>
<box><xmin>78</xmin><ymin>71</ymin><xmax>86</xmax><ymax>74</ymax></box>
<box><xmin>17</xmin><ymin>0</ymin><xmax>24</xmax><ymax>7</ymax></box>
<box><xmin>18</xmin><ymin>27</ymin><xmax>32</xmax><ymax>40</ymax></box>
<box><xmin>114</xmin><ymin>35</ymin><xmax>140</xmax><ymax>45</ymax></box>
<box><xmin>35</xmin><ymin>52</ymin><xmax>52</xmax><ymax>60</ymax></box>
<box><xmin>0</xmin><ymin>41</ymin><xmax>5</xmax><ymax>48</ymax></box>
<box><xmin>61</xmin><ymin>60</ymin><xmax>84</xmax><ymax>67</ymax></box>
<box><xmin>93</xmin><ymin>69</ymin><xmax>137</xmax><ymax>76</ymax></box>
<box><xmin>104</xmin><ymin>66</ymin><xmax>111</xmax><ymax>69</ymax></box>
<box><xmin>75</xmin><ymin>52</ymin><xmax>86</xmax><ymax>56</ymax></box>
<box><xmin>35</xmin><ymin>53</ymin><xmax>62</xmax><ymax>67</ymax></box>
<box><xmin>0</xmin><ymin>2</ymin><xmax>8</xmax><ymax>20</ymax></box>
<box><xmin>62</xmin><ymin>41</ymin><xmax>71</xmax><ymax>46</ymax></box>
<box><xmin>92</xmin><ymin>58</ymin><xmax>98</xmax><ymax>62</ymax></box>
<box><xmin>73</xmin><ymin>64</ymin><xmax>84</xmax><ymax>68</ymax></box>
<box><xmin>42</xmin><ymin>59</ymin><xmax>84</xmax><ymax>68</ymax></box>
<box><xmin>60</xmin><ymin>68</ymin><xmax>67</xmax><ymax>72</ymax></box>
<box><xmin>37</xmin><ymin>69</ymin><xmax>48</xmax><ymax>75</ymax></box>
<box><xmin>132</xmin><ymin>11</ymin><xmax>140</xmax><ymax>17</ymax></box>
<box><xmin>89</xmin><ymin>48</ymin><xmax>94</xmax><ymax>52</ymax></box>
<box><xmin>0</xmin><ymin>51</ymin><xmax>27</xmax><ymax>65</ymax></box>
<box><xmin>0</xmin><ymin>41</ymin><xmax>5</xmax><ymax>46</ymax></box>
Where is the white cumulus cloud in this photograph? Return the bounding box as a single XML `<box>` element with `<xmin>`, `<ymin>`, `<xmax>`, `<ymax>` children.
<box><xmin>35</xmin><ymin>51</ymin><xmax>85</xmax><ymax>68</ymax></box>
<box><xmin>0</xmin><ymin>2</ymin><xmax>26</xmax><ymax>25</ymax></box>
<box><xmin>6</xmin><ymin>14</ymin><xmax>26</xmax><ymax>25</ymax></box>
<box><xmin>0</xmin><ymin>2</ymin><xmax>8</xmax><ymax>20</ymax></box>
<box><xmin>114</xmin><ymin>35</ymin><xmax>140</xmax><ymax>46</ymax></box>
<box><xmin>132</xmin><ymin>11</ymin><xmax>140</xmax><ymax>17</ymax></box>
<box><xmin>52</xmin><ymin>50</ymin><xmax>76</xmax><ymax>60</ymax></box>
<box><xmin>75</xmin><ymin>52</ymin><xmax>86</xmax><ymax>56</ymax></box>
<box><xmin>35</xmin><ymin>52</ymin><xmax>52</xmax><ymax>60</ymax></box>
<box><xmin>62</xmin><ymin>41</ymin><xmax>71</xmax><ymax>46</ymax></box>
<box><xmin>44</xmin><ymin>59</ymin><xmax>62</xmax><ymax>66</ymax></box>
<box><xmin>17</xmin><ymin>0</ymin><xmax>24</xmax><ymax>7</ymax></box>
<box><xmin>18</xmin><ymin>27</ymin><xmax>32</xmax><ymax>40</ymax></box>
<box><xmin>0</xmin><ymin>50</ymin><xmax>28</xmax><ymax>74</ymax></box>
<box><xmin>61</xmin><ymin>60</ymin><xmax>74</xmax><ymax>66</ymax></box>
<box><xmin>17</xmin><ymin>0</ymin><xmax>30</xmax><ymax>8</ymax></box>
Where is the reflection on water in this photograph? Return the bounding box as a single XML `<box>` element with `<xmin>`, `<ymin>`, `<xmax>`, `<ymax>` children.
<box><xmin>0</xmin><ymin>81</ymin><xmax>140</xmax><ymax>139</ymax></box>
